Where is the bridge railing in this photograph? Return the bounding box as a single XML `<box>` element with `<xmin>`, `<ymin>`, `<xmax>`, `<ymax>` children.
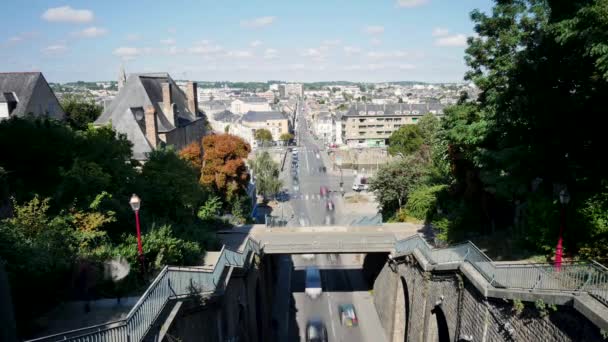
<box><xmin>27</xmin><ymin>238</ymin><xmax>261</xmax><ymax>342</ymax></box>
<box><xmin>395</xmin><ymin>234</ymin><xmax>608</xmax><ymax>306</ymax></box>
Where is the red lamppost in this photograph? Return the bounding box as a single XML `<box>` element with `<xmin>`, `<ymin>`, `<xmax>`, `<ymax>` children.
<box><xmin>129</xmin><ymin>194</ymin><xmax>145</xmax><ymax>274</ymax></box>
<box><xmin>554</xmin><ymin>189</ymin><xmax>570</xmax><ymax>271</ymax></box>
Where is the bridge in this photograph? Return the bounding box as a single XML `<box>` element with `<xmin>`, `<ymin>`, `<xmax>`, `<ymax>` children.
<box><xmin>26</xmin><ymin>224</ymin><xmax>608</xmax><ymax>342</ymax></box>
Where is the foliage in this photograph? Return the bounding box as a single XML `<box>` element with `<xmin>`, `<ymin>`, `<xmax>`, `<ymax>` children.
<box><xmin>512</xmin><ymin>299</ymin><xmax>524</xmax><ymax>315</ymax></box>
<box><xmin>417</xmin><ymin>113</ymin><xmax>441</xmax><ymax>146</ymax></box>
<box><xmin>534</xmin><ymin>299</ymin><xmax>548</xmax><ymax>317</ymax></box>
<box><xmin>201</xmin><ymin>134</ymin><xmax>251</xmax><ymax>199</ymax></box>
<box><xmin>249</xmin><ymin>151</ymin><xmax>283</xmax><ymax>199</ymax></box>
<box><xmin>179</xmin><ymin>142</ymin><xmax>203</xmax><ymax>171</ymax></box>
<box><xmin>61</xmin><ymin>94</ymin><xmax>103</xmax><ymax>131</ymax></box>
<box><xmin>280</xmin><ymin>133</ymin><xmax>294</xmax><ymax>141</ymax></box>
<box><xmin>388</xmin><ymin>124</ymin><xmax>424</xmax><ymax>157</ymax></box>
<box><xmin>254</xmin><ymin>128</ymin><xmax>273</xmax><ymax>142</ymax></box>
<box><xmin>404</xmin><ymin>184</ymin><xmax>447</xmax><ymax>221</ymax></box>
<box><xmin>197</xmin><ymin>196</ymin><xmax>222</xmax><ymax>221</ymax></box>
<box><xmin>369</xmin><ymin>155</ymin><xmax>427</xmax><ymax>215</ymax></box>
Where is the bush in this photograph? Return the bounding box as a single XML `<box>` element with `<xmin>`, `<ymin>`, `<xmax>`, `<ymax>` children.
<box><xmin>404</xmin><ymin>184</ymin><xmax>447</xmax><ymax>221</ymax></box>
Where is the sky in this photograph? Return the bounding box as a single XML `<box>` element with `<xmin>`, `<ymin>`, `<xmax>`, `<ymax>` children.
<box><xmin>1</xmin><ymin>0</ymin><xmax>494</xmax><ymax>83</ymax></box>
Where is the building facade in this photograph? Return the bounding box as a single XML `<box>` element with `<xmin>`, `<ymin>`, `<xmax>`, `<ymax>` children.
<box><xmin>278</xmin><ymin>83</ymin><xmax>303</xmax><ymax>99</ymax></box>
<box><xmin>231</xmin><ymin>97</ymin><xmax>271</xmax><ymax>114</ymax></box>
<box><xmin>341</xmin><ymin>103</ymin><xmax>444</xmax><ymax>148</ymax></box>
<box><xmin>240</xmin><ymin>110</ymin><xmax>289</xmax><ymax>143</ymax></box>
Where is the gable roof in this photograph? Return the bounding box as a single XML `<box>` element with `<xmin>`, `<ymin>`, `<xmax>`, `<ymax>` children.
<box><xmin>242</xmin><ymin>110</ymin><xmax>286</xmax><ymax>122</ymax></box>
<box><xmin>94</xmin><ymin>72</ymin><xmax>202</xmax><ymax>160</ymax></box>
<box><xmin>0</xmin><ymin>72</ymin><xmax>64</xmax><ymax>119</ymax></box>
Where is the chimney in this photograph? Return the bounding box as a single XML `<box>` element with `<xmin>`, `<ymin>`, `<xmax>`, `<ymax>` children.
<box><xmin>144</xmin><ymin>106</ymin><xmax>158</xmax><ymax>148</ymax></box>
<box><xmin>162</xmin><ymin>82</ymin><xmax>175</xmax><ymax>126</ymax></box>
<box><xmin>186</xmin><ymin>81</ymin><xmax>198</xmax><ymax>116</ymax></box>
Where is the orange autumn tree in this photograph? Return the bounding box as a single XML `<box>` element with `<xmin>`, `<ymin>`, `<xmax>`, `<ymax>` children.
<box><xmin>201</xmin><ymin>134</ymin><xmax>251</xmax><ymax>198</ymax></box>
<box><xmin>179</xmin><ymin>141</ymin><xmax>203</xmax><ymax>170</ymax></box>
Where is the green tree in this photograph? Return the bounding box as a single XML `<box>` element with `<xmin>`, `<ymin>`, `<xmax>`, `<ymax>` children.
<box><xmin>388</xmin><ymin>124</ymin><xmax>424</xmax><ymax>157</ymax></box>
<box><xmin>61</xmin><ymin>94</ymin><xmax>103</xmax><ymax>131</ymax></box>
<box><xmin>417</xmin><ymin>113</ymin><xmax>440</xmax><ymax>146</ymax></box>
<box><xmin>280</xmin><ymin>133</ymin><xmax>294</xmax><ymax>142</ymax></box>
<box><xmin>254</xmin><ymin>129</ymin><xmax>273</xmax><ymax>144</ymax></box>
<box><xmin>249</xmin><ymin>151</ymin><xmax>283</xmax><ymax>200</ymax></box>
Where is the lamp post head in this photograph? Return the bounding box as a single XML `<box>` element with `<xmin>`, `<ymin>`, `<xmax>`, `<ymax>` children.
<box><xmin>559</xmin><ymin>189</ymin><xmax>570</xmax><ymax>205</ymax></box>
<box><xmin>129</xmin><ymin>193</ymin><xmax>141</xmax><ymax>212</ymax></box>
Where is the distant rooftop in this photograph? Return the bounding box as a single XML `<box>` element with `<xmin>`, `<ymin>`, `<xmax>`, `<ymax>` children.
<box><xmin>242</xmin><ymin>110</ymin><xmax>286</xmax><ymax>122</ymax></box>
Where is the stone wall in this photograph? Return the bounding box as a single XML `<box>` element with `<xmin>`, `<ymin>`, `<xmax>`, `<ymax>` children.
<box><xmin>373</xmin><ymin>257</ymin><xmax>605</xmax><ymax>342</ymax></box>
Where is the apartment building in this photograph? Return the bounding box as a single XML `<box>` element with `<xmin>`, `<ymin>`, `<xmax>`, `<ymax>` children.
<box><xmin>278</xmin><ymin>83</ymin><xmax>303</xmax><ymax>98</ymax></box>
<box><xmin>340</xmin><ymin>103</ymin><xmax>444</xmax><ymax>148</ymax></box>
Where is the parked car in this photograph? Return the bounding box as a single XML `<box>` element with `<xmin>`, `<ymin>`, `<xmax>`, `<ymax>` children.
<box><xmin>339</xmin><ymin>304</ymin><xmax>358</xmax><ymax>327</ymax></box>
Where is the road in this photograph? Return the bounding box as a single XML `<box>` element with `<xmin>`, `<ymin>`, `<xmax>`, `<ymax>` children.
<box><xmin>273</xmin><ymin>100</ymin><xmax>388</xmax><ymax>342</ymax></box>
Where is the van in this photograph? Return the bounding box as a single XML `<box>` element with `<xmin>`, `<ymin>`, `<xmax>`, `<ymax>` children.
<box><xmin>305</xmin><ymin>266</ymin><xmax>322</xmax><ymax>299</ymax></box>
<box><xmin>352</xmin><ymin>175</ymin><xmax>368</xmax><ymax>191</ymax></box>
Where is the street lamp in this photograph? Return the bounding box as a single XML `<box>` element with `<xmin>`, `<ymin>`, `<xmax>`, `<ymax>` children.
<box><xmin>554</xmin><ymin>189</ymin><xmax>570</xmax><ymax>271</ymax></box>
<box><xmin>129</xmin><ymin>194</ymin><xmax>145</xmax><ymax>274</ymax></box>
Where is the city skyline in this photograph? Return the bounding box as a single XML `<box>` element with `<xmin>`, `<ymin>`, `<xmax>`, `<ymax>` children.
<box><xmin>2</xmin><ymin>0</ymin><xmax>492</xmax><ymax>83</ymax></box>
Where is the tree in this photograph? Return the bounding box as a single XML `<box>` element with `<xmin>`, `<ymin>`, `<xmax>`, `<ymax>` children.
<box><xmin>417</xmin><ymin>113</ymin><xmax>440</xmax><ymax>146</ymax></box>
<box><xmin>369</xmin><ymin>156</ymin><xmax>427</xmax><ymax>215</ymax></box>
<box><xmin>61</xmin><ymin>94</ymin><xmax>103</xmax><ymax>131</ymax></box>
<box><xmin>201</xmin><ymin>134</ymin><xmax>251</xmax><ymax>199</ymax></box>
<box><xmin>249</xmin><ymin>151</ymin><xmax>282</xmax><ymax>200</ymax></box>
<box><xmin>279</xmin><ymin>133</ymin><xmax>294</xmax><ymax>142</ymax></box>
<box><xmin>179</xmin><ymin>142</ymin><xmax>203</xmax><ymax>171</ymax></box>
<box><xmin>388</xmin><ymin>124</ymin><xmax>424</xmax><ymax>157</ymax></box>
<box><xmin>254</xmin><ymin>129</ymin><xmax>273</xmax><ymax>144</ymax></box>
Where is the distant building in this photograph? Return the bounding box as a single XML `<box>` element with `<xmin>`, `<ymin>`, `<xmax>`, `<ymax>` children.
<box><xmin>340</xmin><ymin>103</ymin><xmax>445</xmax><ymax>148</ymax></box>
<box><xmin>94</xmin><ymin>72</ymin><xmax>205</xmax><ymax>161</ymax></box>
<box><xmin>314</xmin><ymin>111</ymin><xmax>335</xmax><ymax>145</ymax></box>
<box><xmin>279</xmin><ymin>83</ymin><xmax>303</xmax><ymax>98</ymax></box>
<box><xmin>257</xmin><ymin>90</ymin><xmax>275</xmax><ymax>103</ymax></box>
<box><xmin>0</xmin><ymin>72</ymin><xmax>65</xmax><ymax>121</ymax></box>
<box><xmin>236</xmin><ymin>110</ymin><xmax>289</xmax><ymax>144</ymax></box>
<box><xmin>231</xmin><ymin>96</ymin><xmax>271</xmax><ymax>114</ymax></box>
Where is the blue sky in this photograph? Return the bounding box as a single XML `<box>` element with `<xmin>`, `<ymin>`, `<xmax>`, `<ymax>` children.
<box><xmin>1</xmin><ymin>0</ymin><xmax>493</xmax><ymax>83</ymax></box>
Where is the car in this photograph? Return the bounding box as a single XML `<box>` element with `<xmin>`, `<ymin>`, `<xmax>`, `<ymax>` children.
<box><xmin>318</xmin><ymin>166</ymin><xmax>326</xmax><ymax>173</ymax></box>
<box><xmin>339</xmin><ymin>304</ymin><xmax>358</xmax><ymax>327</ymax></box>
<box><xmin>305</xmin><ymin>319</ymin><xmax>328</xmax><ymax>342</ymax></box>
<box><xmin>305</xmin><ymin>267</ymin><xmax>322</xmax><ymax>299</ymax></box>
<box><xmin>325</xmin><ymin>200</ymin><xmax>334</xmax><ymax>212</ymax></box>
<box><xmin>320</xmin><ymin>186</ymin><xmax>329</xmax><ymax>198</ymax></box>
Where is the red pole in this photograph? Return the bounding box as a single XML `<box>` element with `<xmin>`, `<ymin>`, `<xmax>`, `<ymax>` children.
<box><xmin>135</xmin><ymin>210</ymin><xmax>144</xmax><ymax>273</ymax></box>
<box><xmin>554</xmin><ymin>205</ymin><xmax>565</xmax><ymax>271</ymax></box>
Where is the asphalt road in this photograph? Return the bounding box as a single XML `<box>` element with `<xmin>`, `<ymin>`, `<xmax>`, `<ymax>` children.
<box><xmin>273</xmin><ymin>101</ymin><xmax>387</xmax><ymax>342</ymax></box>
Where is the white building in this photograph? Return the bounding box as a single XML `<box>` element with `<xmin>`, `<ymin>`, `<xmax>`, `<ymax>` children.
<box><xmin>279</xmin><ymin>83</ymin><xmax>303</xmax><ymax>98</ymax></box>
<box><xmin>231</xmin><ymin>96</ymin><xmax>271</xmax><ymax>114</ymax></box>
<box><xmin>314</xmin><ymin>111</ymin><xmax>335</xmax><ymax>145</ymax></box>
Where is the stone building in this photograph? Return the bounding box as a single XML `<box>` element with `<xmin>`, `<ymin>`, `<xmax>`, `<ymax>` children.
<box><xmin>0</xmin><ymin>72</ymin><xmax>65</xmax><ymax>121</ymax></box>
<box><xmin>94</xmin><ymin>73</ymin><xmax>206</xmax><ymax>161</ymax></box>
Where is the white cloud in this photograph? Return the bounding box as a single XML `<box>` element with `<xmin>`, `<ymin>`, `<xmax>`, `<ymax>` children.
<box><xmin>8</xmin><ymin>37</ymin><xmax>22</xmax><ymax>43</ymax></box>
<box><xmin>125</xmin><ymin>33</ymin><xmax>141</xmax><ymax>41</ymax></box>
<box><xmin>343</xmin><ymin>65</ymin><xmax>362</xmax><ymax>71</ymax></box>
<box><xmin>398</xmin><ymin>64</ymin><xmax>416</xmax><ymax>70</ymax></box>
<box><xmin>188</xmin><ymin>42</ymin><xmax>223</xmax><ymax>55</ymax></box>
<box><xmin>42</xmin><ymin>44</ymin><xmax>67</xmax><ymax>54</ymax></box>
<box><xmin>42</xmin><ymin>6</ymin><xmax>93</xmax><ymax>23</ymax></box>
<box><xmin>367</xmin><ymin>63</ymin><xmax>387</xmax><ymax>71</ymax></box>
<box><xmin>302</xmin><ymin>48</ymin><xmax>323</xmax><ymax>57</ymax></box>
<box><xmin>367</xmin><ymin>50</ymin><xmax>411</xmax><ymax>58</ymax></box>
<box><xmin>160</xmin><ymin>38</ymin><xmax>176</xmax><ymax>45</ymax></box>
<box><xmin>396</xmin><ymin>0</ymin><xmax>429</xmax><ymax>8</ymax></box>
<box><xmin>250</xmin><ymin>40</ymin><xmax>263</xmax><ymax>47</ymax></box>
<box><xmin>432</xmin><ymin>27</ymin><xmax>449</xmax><ymax>37</ymax></box>
<box><xmin>166</xmin><ymin>46</ymin><xmax>181</xmax><ymax>55</ymax></box>
<box><xmin>74</xmin><ymin>27</ymin><xmax>108</xmax><ymax>38</ymax></box>
<box><xmin>226</xmin><ymin>50</ymin><xmax>253</xmax><ymax>58</ymax></box>
<box><xmin>344</xmin><ymin>46</ymin><xmax>361</xmax><ymax>56</ymax></box>
<box><xmin>364</xmin><ymin>25</ymin><xmax>384</xmax><ymax>34</ymax></box>
<box><xmin>113</xmin><ymin>47</ymin><xmax>140</xmax><ymax>61</ymax></box>
<box><xmin>168</xmin><ymin>27</ymin><xmax>177</xmax><ymax>34</ymax></box>
<box><xmin>263</xmin><ymin>48</ymin><xmax>278</xmax><ymax>59</ymax></box>
<box><xmin>322</xmin><ymin>39</ymin><xmax>341</xmax><ymax>46</ymax></box>
<box><xmin>435</xmin><ymin>34</ymin><xmax>467</xmax><ymax>47</ymax></box>
<box><xmin>370</xmin><ymin>38</ymin><xmax>382</xmax><ymax>45</ymax></box>
<box><xmin>240</xmin><ymin>16</ymin><xmax>276</xmax><ymax>28</ymax></box>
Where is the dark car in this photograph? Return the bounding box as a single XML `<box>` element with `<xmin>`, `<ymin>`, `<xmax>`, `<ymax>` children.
<box><xmin>306</xmin><ymin>319</ymin><xmax>328</xmax><ymax>342</ymax></box>
<box><xmin>318</xmin><ymin>166</ymin><xmax>326</xmax><ymax>173</ymax></box>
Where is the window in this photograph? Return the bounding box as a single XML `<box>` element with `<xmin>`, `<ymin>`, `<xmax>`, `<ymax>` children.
<box><xmin>412</xmin><ymin>118</ymin><xmax>418</xmax><ymax>122</ymax></box>
<box><xmin>359</xmin><ymin>111</ymin><xmax>365</xmax><ymax>115</ymax></box>
<box><xmin>412</xmin><ymin>110</ymin><xmax>420</xmax><ymax>115</ymax></box>
<box><xmin>377</xmin><ymin>111</ymin><xmax>383</xmax><ymax>115</ymax></box>
<box><xmin>394</xmin><ymin>111</ymin><xmax>401</xmax><ymax>115</ymax></box>
<box><xmin>358</xmin><ymin>132</ymin><xmax>365</xmax><ymax>135</ymax></box>
<box><xmin>369</xmin><ymin>111</ymin><xmax>375</xmax><ymax>115</ymax></box>
<box><xmin>359</xmin><ymin>118</ymin><xmax>366</xmax><ymax>123</ymax></box>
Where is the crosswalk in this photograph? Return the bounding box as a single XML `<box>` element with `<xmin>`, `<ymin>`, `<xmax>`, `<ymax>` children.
<box><xmin>290</xmin><ymin>192</ymin><xmax>342</xmax><ymax>201</ymax></box>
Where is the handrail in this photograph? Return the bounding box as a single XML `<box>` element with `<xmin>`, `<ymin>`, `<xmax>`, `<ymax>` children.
<box><xmin>27</xmin><ymin>238</ymin><xmax>261</xmax><ymax>342</ymax></box>
<box><xmin>395</xmin><ymin>234</ymin><xmax>608</xmax><ymax>306</ymax></box>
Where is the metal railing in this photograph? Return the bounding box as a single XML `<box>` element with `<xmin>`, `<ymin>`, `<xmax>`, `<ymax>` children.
<box><xmin>27</xmin><ymin>238</ymin><xmax>261</xmax><ymax>342</ymax></box>
<box><xmin>394</xmin><ymin>234</ymin><xmax>608</xmax><ymax>306</ymax></box>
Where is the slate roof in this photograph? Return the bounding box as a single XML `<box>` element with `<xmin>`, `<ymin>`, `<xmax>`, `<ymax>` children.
<box><xmin>343</xmin><ymin>103</ymin><xmax>445</xmax><ymax>117</ymax></box>
<box><xmin>0</xmin><ymin>72</ymin><xmax>64</xmax><ymax>118</ymax></box>
<box><xmin>213</xmin><ymin>110</ymin><xmax>240</xmax><ymax>123</ymax></box>
<box><xmin>94</xmin><ymin>73</ymin><xmax>202</xmax><ymax>160</ymax></box>
<box><xmin>235</xmin><ymin>96</ymin><xmax>267</xmax><ymax>103</ymax></box>
<box><xmin>242</xmin><ymin>110</ymin><xmax>286</xmax><ymax>122</ymax></box>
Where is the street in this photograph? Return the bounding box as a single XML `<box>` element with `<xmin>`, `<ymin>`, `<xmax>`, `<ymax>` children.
<box><xmin>272</xmin><ymin>101</ymin><xmax>388</xmax><ymax>342</ymax></box>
